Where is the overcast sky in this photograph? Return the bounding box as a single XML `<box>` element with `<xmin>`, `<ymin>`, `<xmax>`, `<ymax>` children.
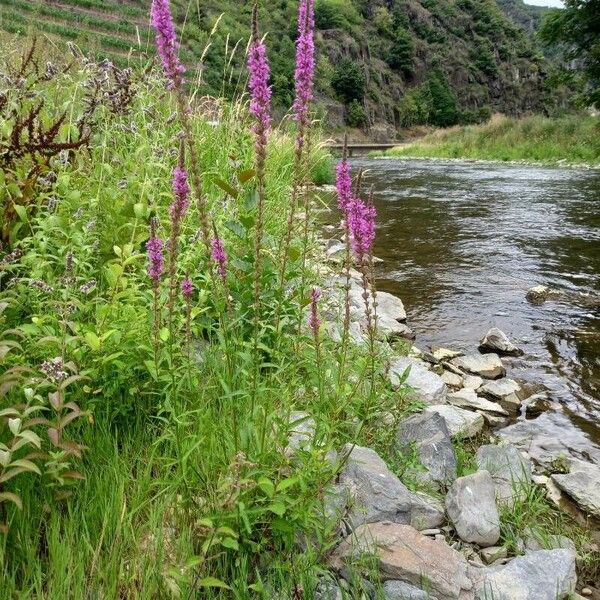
<box><xmin>524</xmin><ymin>0</ymin><xmax>564</xmax><ymax>6</ymax></box>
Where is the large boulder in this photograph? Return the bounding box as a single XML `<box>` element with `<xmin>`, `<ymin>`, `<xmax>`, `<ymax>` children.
<box><xmin>424</xmin><ymin>405</ymin><xmax>484</xmax><ymax>439</ymax></box>
<box><xmin>475</xmin><ymin>549</ymin><xmax>577</xmax><ymax>599</ymax></box>
<box><xmin>479</xmin><ymin>379</ymin><xmax>522</xmax><ymax>415</ymax></box>
<box><xmin>383</xmin><ymin>580</ymin><xmax>435</xmax><ymax>599</ymax></box>
<box><xmin>476</xmin><ymin>443</ymin><xmax>532</xmax><ymax>506</ymax></box>
<box><xmin>376</xmin><ymin>291</ymin><xmax>407</xmax><ymax>322</ymax></box>
<box><xmin>394</xmin><ymin>412</ymin><xmax>457</xmax><ymax>489</ymax></box>
<box><xmin>497</xmin><ymin>412</ymin><xmax>600</xmax><ymax>468</ymax></box>
<box><xmin>448</xmin><ymin>389</ymin><xmax>508</xmax><ymax>416</ymax></box>
<box><xmin>451</xmin><ymin>354</ymin><xmax>506</xmax><ymax>379</ymax></box>
<box><xmin>388</xmin><ymin>358</ymin><xmax>448</xmax><ymax>405</ymax></box>
<box><xmin>479</xmin><ymin>328</ymin><xmax>523</xmax><ymax>356</ymax></box>
<box><xmin>331</xmin><ymin>522</ymin><xmax>473</xmax><ymax>600</ymax></box>
<box><xmin>338</xmin><ymin>445</ymin><xmax>444</xmax><ymax>531</ymax></box>
<box><xmin>551</xmin><ymin>458</ymin><xmax>600</xmax><ymax>518</ymax></box>
<box><xmin>446</xmin><ymin>470</ymin><xmax>500</xmax><ymax>547</ymax></box>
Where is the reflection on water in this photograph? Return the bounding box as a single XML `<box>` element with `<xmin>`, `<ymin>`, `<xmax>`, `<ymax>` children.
<box><xmin>347</xmin><ymin>158</ymin><xmax>600</xmax><ymax>442</ymax></box>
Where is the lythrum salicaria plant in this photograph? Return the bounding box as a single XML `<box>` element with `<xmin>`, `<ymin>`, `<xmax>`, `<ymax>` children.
<box><xmin>247</xmin><ymin>3</ymin><xmax>272</xmax><ymax>335</ymax></box>
<box><xmin>147</xmin><ymin>216</ymin><xmax>164</xmax><ymax>370</ymax></box>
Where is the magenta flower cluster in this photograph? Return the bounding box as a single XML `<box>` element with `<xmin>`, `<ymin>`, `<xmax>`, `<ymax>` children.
<box><xmin>169</xmin><ymin>165</ymin><xmax>190</xmax><ymax>224</ymax></box>
<box><xmin>247</xmin><ymin>31</ymin><xmax>272</xmax><ymax>138</ymax></box>
<box><xmin>347</xmin><ymin>199</ymin><xmax>376</xmax><ymax>261</ymax></box>
<box><xmin>150</xmin><ymin>0</ymin><xmax>185</xmax><ymax>90</ymax></box>
<box><xmin>308</xmin><ymin>287</ymin><xmax>321</xmax><ymax>337</ymax></box>
<box><xmin>147</xmin><ymin>235</ymin><xmax>164</xmax><ymax>282</ymax></box>
<box><xmin>211</xmin><ymin>237</ymin><xmax>228</xmax><ymax>281</ymax></box>
<box><xmin>335</xmin><ymin>157</ymin><xmax>352</xmax><ymax>212</ymax></box>
<box><xmin>293</xmin><ymin>0</ymin><xmax>315</xmax><ymax>128</ymax></box>
<box><xmin>181</xmin><ymin>277</ymin><xmax>193</xmax><ymax>299</ymax></box>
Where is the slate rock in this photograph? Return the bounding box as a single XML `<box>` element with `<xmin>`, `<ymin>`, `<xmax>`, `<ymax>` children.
<box><xmin>383</xmin><ymin>580</ymin><xmax>435</xmax><ymax>599</ymax></box>
<box><xmin>424</xmin><ymin>405</ymin><xmax>484</xmax><ymax>439</ymax></box>
<box><xmin>479</xmin><ymin>328</ymin><xmax>523</xmax><ymax>356</ymax></box>
<box><xmin>331</xmin><ymin>522</ymin><xmax>473</xmax><ymax>600</ymax></box>
<box><xmin>479</xmin><ymin>379</ymin><xmax>522</xmax><ymax>415</ymax></box>
<box><xmin>448</xmin><ymin>390</ymin><xmax>508</xmax><ymax>416</ymax></box>
<box><xmin>551</xmin><ymin>459</ymin><xmax>600</xmax><ymax>518</ymax></box>
<box><xmin>388</xmin><ymin>358</ymin><xmax>448</xmax><ymax>405</ymax></box>
<box><xmin>339</xmin><ymin>445</ymin><xmax>444</xmax><ymax>531</ymax></box>
<box><xmin>475</xmin><ymin>549</ymin><xmax>577</xmax><ymax>600</ymax></box>
<box><xmin>451</xmin><ymin>354</ymin><xmax>506</xmax><ymax>379</ymax></box>
<box><xmin>395</xmin><ymin>412</ymin><xmax>457</xmax><ymax>488</ymax></box>
<box><xmin>431</xmin><ymin>346</ymin><xmax>464</xmax><ymax>361</ymax></box>
<box><xmin>441</xmin><ymin>371</ymin><xmax>463</xmax><ymax>388</ymax></box>
<box><xmin>475</xmin><ymin>443</ymin><xmax>531</xmax><ymax>506</ymax></box>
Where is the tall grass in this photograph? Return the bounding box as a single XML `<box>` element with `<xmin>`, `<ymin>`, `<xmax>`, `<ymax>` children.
<box><xmin>385</xmin><ymin>114</ymin><xmax>600</xmax><ymax>165</ymax></box>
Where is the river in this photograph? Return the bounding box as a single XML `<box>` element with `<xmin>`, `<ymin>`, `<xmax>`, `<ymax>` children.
<box><xmin>346</xmin><ymin>157</ymin><xmax>600</xmax><ymax>445</ymax></box>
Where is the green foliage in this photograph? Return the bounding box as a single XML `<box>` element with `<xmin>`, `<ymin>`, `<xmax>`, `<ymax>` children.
<box><xmin>426</xmin><ymin>70</ymin><xmax>459</xmax><ymax>127</ymax></box>
<box><xmin>387</xmin><ymin>27</ymin><xmax>415</xmax><ymax>77</ymax></box>
<box><xmin>331</xmin><ymin>58</ymin><xmax>366</xmax><ymax>104</ymax></box>
<box><xmin>397</xmin><ymin>87</ymin><xmax>431</xmax><ymax>127</ymax></box>
<box><xmin>314</xmin><ymin>0</ymin><xmax>360</xmax><ymax>30</ymax></box>
<box><xmin>346</xmin><ymin>99</ymin><xmax>367</xmax><ymax>128</ymax></box>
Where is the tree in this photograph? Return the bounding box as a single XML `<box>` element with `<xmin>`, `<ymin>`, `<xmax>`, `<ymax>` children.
<box><xmin>387</xmin><ymin>28</ymin><xmax>415</xmax><ymax>77</ymax></box>
<box><xmin>331</xmin><ymin>58</ymin><xmax>367</xmax><ymax>103</ymax></box>
<box><xmin>540</xmin><ymin>0</ymin><xmax>600</xmax><ymax>107</ymax></box>
<box><xmin>426</xmin><ymin>70</ymin><xmax>459</xmax><ymax>127</ymax></box>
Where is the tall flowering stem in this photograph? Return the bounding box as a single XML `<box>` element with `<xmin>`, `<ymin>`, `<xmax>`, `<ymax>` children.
<box><xmin>147</xmin><ymin>217</ymin><xmax>164</xmax><ymax>372</ymax></box>
<box><xmin>309</xmin><ymin>287</ymin><xmax>323</xmax><ymax>395</ymax></box>
<box><xmin>150</xmin><ymin>0</ymin><xmax>211</xmax><ymax>255</ymax></box>
<box><xmin>277</xmin><ymin>0</ymin><xmax>316</xmax><ymax>332</ymax></box>
<box><xmin>181</xmin><ymin>276</ymin><xmax>193</xmax><ymax>347</ymax></box>
<box><xmin>211</xmin><ymin>231</ymin><xmax>232</xmax><ymax>315</ymax></box>
<box><xmin>248</xmin><ymin>3</ymin><xmax>272</xmax><ymax>343</ymax></box>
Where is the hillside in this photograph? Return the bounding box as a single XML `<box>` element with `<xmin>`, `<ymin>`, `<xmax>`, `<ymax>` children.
<box><xmin>0</xmin><ymin>0</ymin><xmax>555</xmax><ymax>132</ymax></box>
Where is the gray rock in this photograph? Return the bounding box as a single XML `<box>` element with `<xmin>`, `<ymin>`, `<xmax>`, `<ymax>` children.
<box><xmin>551</xmin><ymin>459</ymin><xmax>600</xmax><ymax>518</ymax></box>
<box><xmin>479</xmin><ymin>546</ymin><xmax>507</xmax><ymax>565</ymax></box>
<box><xmin>339</xmin><ymin>445</ymin><xmax>444</xmax><ymax>531</ymax></box>
<box><xmin>475</xmin><ymin>443</ymin><xmax>531</xmax><ymax>506</ymax></box>
<box><xmin>388</xmin><ymin>358</ymin><xmax>448</xmax><ymax>406</ymax></box>
<box><xmin>431</xmin><ymin>346</ymin><xmax>464</xmax><ymax>361</ymax></box>
<box><xmin>441</xmin><ymin>371</ymin><xmax>463</xmax><ymax>388</ymax></box>
<box><xmin>375</xmin><ymin>314</ymin><xmax>415</xmax><ymax>341</ymax></box>
<box><xmin>424</xmin><ymin>405</ymin><xmax>485</xmax><ymax>439</ymax></box>
<box><xmin>286</xmin><ymin>411</ymin><xmax>316</xmax><ymax>454</ymax></box>
<box><xmin>315</xmin><ymin>579</ymin><xmax>344</xmax><ymax>600</ymax></box>
<box><xmin>395</xmin><ymin>412</ymin><xmax>457</xmax><ymax>488</ymax></box>
<box><xmin>462</xmin><ymin>375</ymin><xmax>484</xmax><ymax>390</ymax></box>
<box><xmin>446</xmin><ymin>470</ymin><xmax>500</xmax><ymax>547</ymax></box>
<box><xmin>526</xmin><ymin>285</ymin><xmax>552</xmax><ymax>305</ymax></box>
<box><xmin>479</xmin><ymin>328</ymin><xmax>523</xmax><ymax>356</ymax></box>
<box><xmin>383</xmin><ymin>580</ymin><xmax>435</xmax><ymax>599</ymax></box>
<box><xmin>376</xmin><ymin>291</ymin><xmax>407</xmax><ymax>322</ymax></box>
<box><xmin>479</xmin><ymin>379</ymin><xmax>521</xmax><ymax>414</ymax></box>
<box><xmin>497</xmin><ymin>412</ymin><xmax>600</xmax><ymax>469</ymax></box>
<box><xmin>448</xmin><ymin>390</ymin><xmax>508</xmax><ymax>416</ymax></box>
<box><xmin>523</xmin><ymin>529</ymin><xmax>576</xmax><ymax>553</ymax></box>
<box><xmin>331</xmin><ymin>522</ymin><xmax>473</xmax><ymax>600</ymax></box>
<box><xmin>451</xmin><ymin>354</ymin><xmax>506</xmax><ymax>379</ymax></box>
<box><xmin>476</xmin><ymin>549</ymin><xmax>577</xmax><ymax>599</ymax></box>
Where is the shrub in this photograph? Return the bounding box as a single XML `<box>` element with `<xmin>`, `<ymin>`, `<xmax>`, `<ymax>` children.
<box><xmin>331</xmin><ymin>58</ymin><xmax>366</xmax><ymax>103</ymax></box>
<box><xmin>314</xmin><ymin>0</ymin><xmax>360</xmax><ymax>30</ymax></box>
<box><xmin>426</xmin><ymin>70</ymin><xmax>459</xmax><ymax>127</ymax></box>
<box><xmin>387</xmin><ymin>27</ymin><xmax>415</xmax><ymax>77</ymax></box>
<box><xmin>346</xmin><ymin>99</ymin><xmax>367</xmax><ymax>127</ymax></box>
<box><xmin>398</xmin><ymin>87</ymin><xmax>431</xmax><ymax>127</ymax></box>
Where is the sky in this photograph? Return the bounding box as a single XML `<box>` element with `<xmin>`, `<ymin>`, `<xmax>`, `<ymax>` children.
<box><xmin>524</xmin><ymin>0</ymin><xmax>564</xmax><ymax>6</ymax></box>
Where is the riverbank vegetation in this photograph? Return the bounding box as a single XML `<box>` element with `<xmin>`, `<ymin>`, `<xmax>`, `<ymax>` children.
<box><xmin>383</xmin><ymin>114</ymin><xmax>600</xmax><ymax>166</ymax></box>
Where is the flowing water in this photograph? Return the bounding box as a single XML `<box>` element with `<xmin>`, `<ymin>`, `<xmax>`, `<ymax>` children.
<box><xmin>345</xmin><ymin>157</ymin><xmax>600</xmax><ymax>444</ymax></box>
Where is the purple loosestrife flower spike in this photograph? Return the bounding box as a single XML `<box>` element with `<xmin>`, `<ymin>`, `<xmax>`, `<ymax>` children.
<box><xmin>308</xmin><ymin>287</ymin><xmax>321</xmax><ymax>337</ymax></box>
<box><xmin>336</xmin><ymin>157</ymin><xmax>352</xmax><ymax>213</ymax></box>
<box><xmin>248</xmin><ymin>6</ymin><xmax>272</xmax><ymax>143</ymax></box>
<box><xmin>147</xmin><ymin>222</ymin><xmax>165</xmax><ymax>282</ymax></box>
<box><xmin>181</xmin><ymin>277</ymin><xmax>193</xmax><ymax>299</ymax></box>
<box><xmin>211</xmin><ymin>237</ymin><xmax>228</xmax><ymax>281</ymax></box>
<box><xmin>170</xmin><ymin>165</ymin><xmax>190</xmax><ymax>224</ymax></box>
<box><xmin>150</xmin><ymin>0</ymin><xmax>185</xmax><ymax>89</ymax></box>
<box><xmin>348</xmin><ymin>199</ymin><xmax>376</xmax><ymax>262</ymax></box>
<box><xmin>293</xmin><ymin>0</ymin><xmax>315</xmax><ymax>128</ymax></box>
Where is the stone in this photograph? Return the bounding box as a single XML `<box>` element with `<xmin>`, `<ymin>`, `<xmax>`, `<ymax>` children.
<box><xmin>462</xmin><ymin>375</ymin><xmax>484</xmax><ymax>390</ymax></box>
<box><xmin>445</xmin><ymin>470</ymin><xmax>500</xmax><ymax>547</ymax></box>
<box><xmin>551</xmin><ymin>459</ymin><xmax>600</xmax><ymax>518</ymax></box>
<box><xmin>315</xmin><ymin>579</ymin><xmax>344</xmax><ymax>600</ymax></box>
<box><xmin>376</xmin><ymin>291</ymin><xmax>407</xmax><ymax>322</ymax></box>
<box><xmin>448</xmin><ymin>390</ymin><xmax>508</xmax><ymax>416</ymax></box>
<box><xmin>331</xmin><ymin>522</ymin><xmax>473</xmax><ymax>600</ymax></box>
<box><xmin>475</xmin><ymin>549</ymin><xmax>577</xmax><ymax>600</ymax></box>
<box><xmin>441</xmin><ymin>371</ymin><xmax>463</xmax><ymax>388</ymax></box>
<box><xmin>394</xmin><ymin>412</ymin><xmax>457</xmax><ymax>488</ymax></box>
<box><xmin>424</xmin><ymin>405</ymin><xmax>484</xmax><ymax>439</ymax></box>
<box><xmin>479</xmin><ymin>412</ymin><xmax>508</xmax><ymax>428</ymax></box>
<box><xmin>523</xmin><ymin>393</ymin><xmax>552</xmax><ymax>417</ymax></box>
<box><xmin>475</xmin><ymin>443</ymin><xmax>532</xmax><ymax>506</ymax></box>
<box><xmin>526</xmin><ymin>284</ymin><xmax>552</xmax><ymax>305</ymax></box>
<box><xmin>383</xmin><ymin>580</ymin><xmax>434</xmax><ymax>599</ymax></box>
<box><xmin>479</xmin><ymin>327</ymin><xmax>523</xmax><ymax>356</ymax></box>
<box><xmin>375</xmin><ymin>314</ymin><xmax>415</xmax><ymax>341</ymax></box>
<box><xmin>497</xmin><ymin>412</ymin><xmax>600</xmax><ymax>469</ymax></box>
<box><xmin>479</xmin><ymin>379</ymin><xmax>522</xmax><ymax>414</ymax></box>
<box><xmin>479</xmin><ymin>546</ymin><xmax>507</xmax><ymax>565</ymax></box>
<box><xmin>523</xmin><ymin>530</ymin><xmax>576</xmax><ymax>553</ymax></box>
<box><xmin>338</xmin><ymin>445</ymin><xmax>444</xmax><ymax>531</ymax></box>
<box><xmin>450</xmin><ymin>354</ymin><xmax>506</xmax><ymax>379</ymax></box>
<box><xmin>286</xmin><ymin>411</ymin><xmax>316</xmax><ymax>454</ymax></box>
<box><xmin>388</xmin><ymin>358</ymin><xmax>448</xmax><ymax>406</ymax></box>
<box><xmin>431</xmin><ymin>346</ymin><xmax>464</xmax><ymax>361</ymax></box>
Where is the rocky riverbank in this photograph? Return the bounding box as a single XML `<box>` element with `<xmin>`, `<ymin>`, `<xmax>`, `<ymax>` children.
<box><xmin>297</xmin><ymin>237</ymin><xmax>600</xmax><ymax>599</ymax></box>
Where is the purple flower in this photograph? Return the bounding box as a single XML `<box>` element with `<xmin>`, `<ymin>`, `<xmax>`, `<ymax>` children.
<box><xmin>147</xmin><ymin>235</ymin><xmax>165</xmax><ymax>282</ymax></box>
<box><xmin>40</xmin><ymin>357</ymin><xmax>68</xmax><ymax>383</ymax></box>
<box><xmin>211</xmin><ymin>237</ymin><xmax>228</xmax><ymax>281</ymax></box>
<box><xmin>308</xmin><ymin>287</ymin><xmax>321</xmax><ymax>337</ymax></box>
<box><xmin>181</xmin><ymin>277</ymin><xmax>193</xmax><ymax>299</ymax></box>
<box><xmin>79</xmin><ymin>279</ymin><xmax>97</xmax><ymax>295</ymax></box>
<box><xmin>150</xmin><ymin>0</ymin><xmax>185</xmax><ymax>90</ymax></box>
<box><xmin>247</xmin><ymin>8</ymin><xmax>272</xmax><ymax>141</ymax></box>
<box><xmin>293</xmin><ymin>0</ymin><xmax>315</xmax><ymax>128</ymax></box>
<box><xmin>347</xmin><ymin>198</ymin><xmax>376</xmax><ymax>262</ymax></box>
<box><xmin>169</xmin><ymin>165</ymin><xmax>190</xmax><ymax>224</ymax></box>
<box><xmin>335</xmin><ymin>157</ymin><xmax>352</xmax><ymax>212</ymax></box>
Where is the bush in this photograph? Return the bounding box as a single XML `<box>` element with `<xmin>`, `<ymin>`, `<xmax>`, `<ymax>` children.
<box><xmin>314</xmin><ymin>0</ymin><xmax>360</xmax><ymax>30</ymax></box>
<box><xmin>398</xmin><ymin>87</ymin><xmax>430</xmax><ymax>127</ymax></box>
<box><xmin>387</xmin><ymin>27</ymin><xmax>415</xmax><ymax>77</ymax></box>
<box><xmin>426</xmin><ymin>70</ymin><xmax>459</xmax><ymax>127</ymax></box>
<box><xmin>331</xmin><ymin>58</ymin><xmax>366</xmax><ymax>103</ymax></box>
<box><xmin>346</xmin><ymin>99</ymin><xmax>367</xmax><ymax>127</ymax></box>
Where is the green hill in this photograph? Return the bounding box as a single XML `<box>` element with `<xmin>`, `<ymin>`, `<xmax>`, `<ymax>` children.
<box><xmin>0</xmin><ymin>0</ymin><xmax>559</xmax><ymax>131</ymax></box>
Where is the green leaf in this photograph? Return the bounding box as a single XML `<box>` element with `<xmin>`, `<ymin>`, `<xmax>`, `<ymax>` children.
<box><xmin>13</xmin><ymin>204</ymin><xmax>28</xmax><ymax>222</ymax></box>
<box><xmin>159</xmin><ymin>327</ymin><xmax>170</xmax><ymax>342</ymax></box>
<box><xmin>213</xmin><ymin>177</ymin><xmax>238</xmax><ymax>199</ymax></box>
<box><xmin>224</xmin><ymin>220</ymin><xmax>246</xmax><ymax>239</ymax></box>
<box><xmin>237</xmin><ymin>169</ymin><xmax>256</xmax><ymax>184</ymax></box>
<box><xmin>0</xmin><ymin>492</ymin><xmax>22</xmax><ymax>510</ymax></box>
<box><xmin>267</xmin><ymin>501</ymin><xmax>286</xmax><ymax>516</ymax></box>
<box><xmin>276</xmin><ymin>476</ymin><xmax>299</xmax><ymax>492</ymax></box>
<box><xmin>257</xmin><ymin>476</ymin><xmax>275</xmax><ymax>498</ymax></box>
<box><xmin>221</xmin><ymin>537</ymin><xmax>239</xmax><ymax>551</ymax></box>
<box><xmin>8</xmin><ymin>418</ymin><xmax>21</xmax><ymax>436</ymax></box>
<box><xmin>84</xmin><ymin>332</ymin><xmax>101</xmax><ymax>352</ymax></box>
<box><xmin>8</xmin><ymin>459</ymin><xmax>41</xmax><ymax>475</ymax></box>
<box><xmin>198</xmin><ymin>577</ymin><xmax>231</xmax><ymax>590</ymax></box>
<box><xmin>244</xmin><ymin>190</ymin><xmax>258</xmax><ymax>211</ymax></box>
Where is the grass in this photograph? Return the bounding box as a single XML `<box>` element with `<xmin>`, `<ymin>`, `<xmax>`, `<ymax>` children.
<box><xmin>383</xmin><ymin>114</ymin><xmax>600</xmax><ymax>166</ymax></box>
